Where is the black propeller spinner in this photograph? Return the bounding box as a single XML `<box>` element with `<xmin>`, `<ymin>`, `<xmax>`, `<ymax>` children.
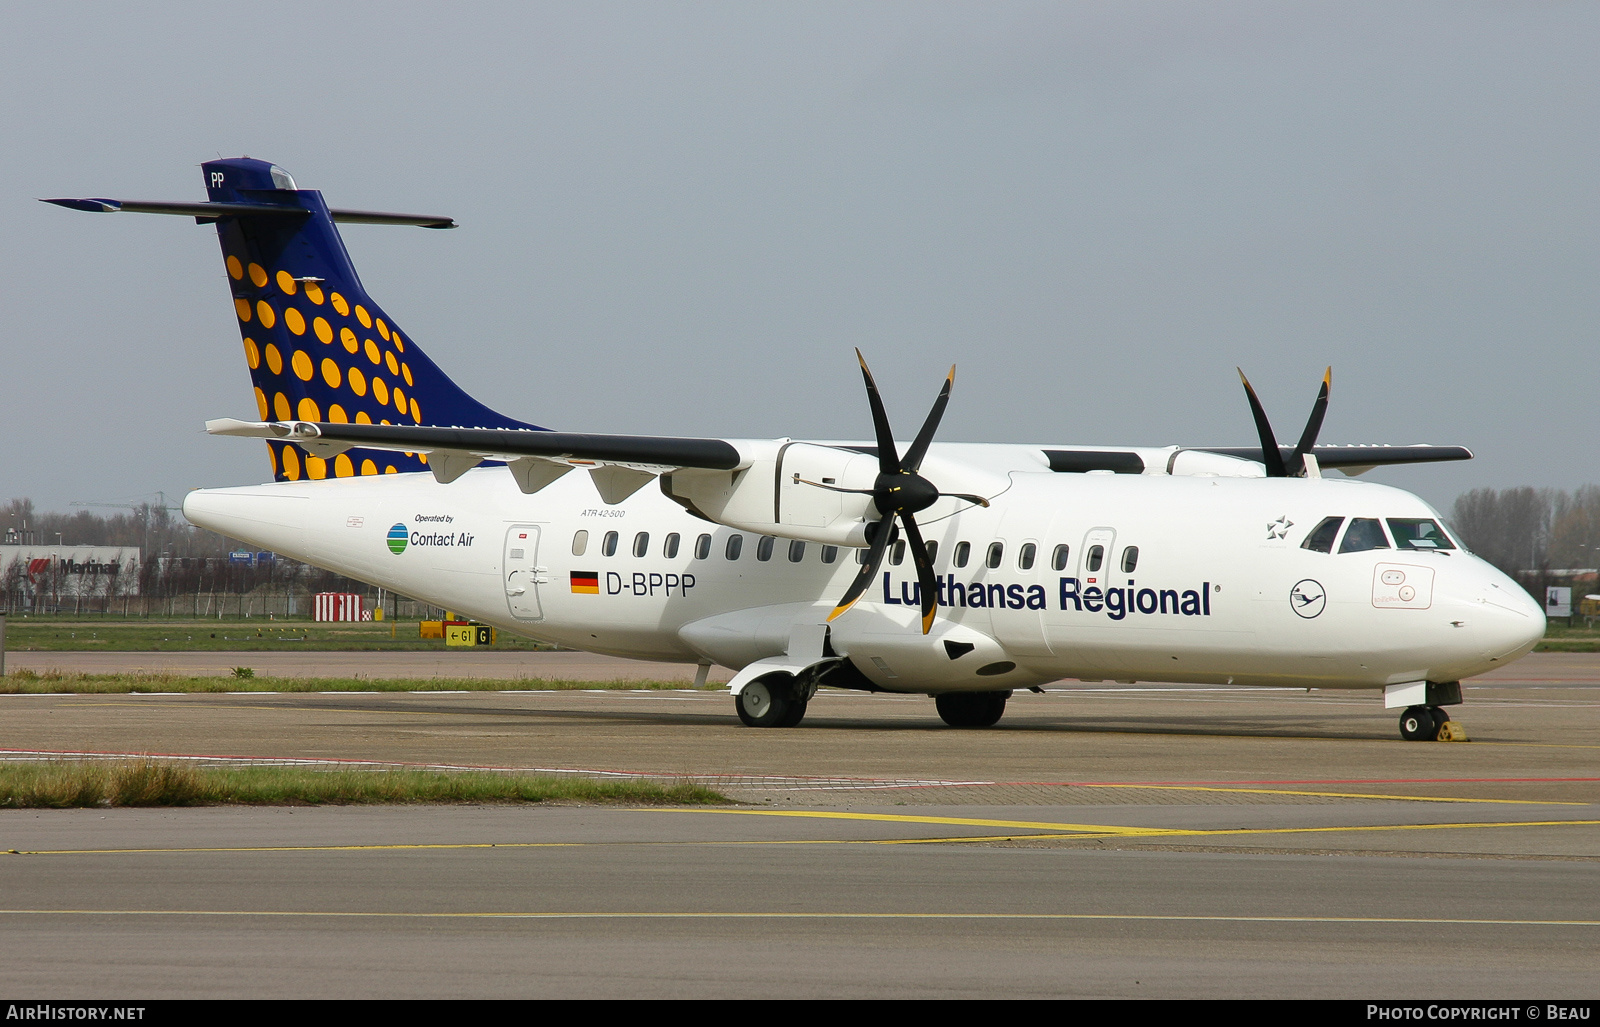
<box><xmin>1236</xmin><ymin>367</ymin><xmax>1332</xmax><ymax>477</ymax></box>
<box><xmin>809</xmin><ymin>351</ymin><xmax>989</xmax><ymax>635</ymax></box>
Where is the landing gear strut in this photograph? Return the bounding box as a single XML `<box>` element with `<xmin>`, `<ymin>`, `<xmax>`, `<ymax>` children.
<box><xmin>735</xmin><ymin>676</ymin><xmax>808</xmax><ymax>728</ymax></box>
<box><xmin>935</xmin><ymin>690</ymin><xmax>1011</xmax><ymax>728</ymax></box>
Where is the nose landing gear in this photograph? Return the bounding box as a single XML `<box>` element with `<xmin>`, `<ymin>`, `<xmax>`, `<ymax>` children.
<box><xmin>1398</xmin><ymin>705</ymin><xmax>1465</xmax><ymax>741</ymax></box>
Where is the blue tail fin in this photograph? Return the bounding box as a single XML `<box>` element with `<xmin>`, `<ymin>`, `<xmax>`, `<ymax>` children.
<box><xmin>204</xmin><ymin>157</ymin><xmax>540</xmax><ymax>481</ymax></box>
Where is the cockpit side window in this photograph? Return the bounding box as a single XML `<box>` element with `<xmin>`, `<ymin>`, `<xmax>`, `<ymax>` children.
<box><xmin>1338</xmin><ymin>518</ymin><xmax>1391</xmax><ymax>554</ymax></box>
<box><xmin>1301</xmin><ymin>517</ymin><xmax>1344</xmax><ymax>554</ymax></box>
<box><xmin>1387</xmin><ymin>518</ymin><xmax>1457</xmax><ymax>551</ymax></box>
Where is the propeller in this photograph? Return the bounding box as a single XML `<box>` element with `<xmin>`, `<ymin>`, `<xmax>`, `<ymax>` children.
<box><xmin>807</xmin><ymin>351</ymin><xmax>989</xmax><ymax>634</ymax></box>
<box><xmin>1236</xmin><ymin>367</ymin><xmax>1332</xmax><ymax>477</ymax></box>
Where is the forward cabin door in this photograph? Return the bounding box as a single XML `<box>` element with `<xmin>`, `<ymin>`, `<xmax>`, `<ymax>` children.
<box><xmin>504</xmin><ymin>524</ymin><xmax>546</xmax><ymax>621</ymax></box>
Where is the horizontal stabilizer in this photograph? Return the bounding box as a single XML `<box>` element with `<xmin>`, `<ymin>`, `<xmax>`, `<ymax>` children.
<box><xmin>41</xmin><ymin>197</ymin><xmax>455</xmax><ymax>228</ymax></box>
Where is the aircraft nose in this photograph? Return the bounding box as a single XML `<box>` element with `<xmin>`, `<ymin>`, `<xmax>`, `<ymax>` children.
<box><xmin>1463</xmin><ymin>565</ymin><xmax>1545</xmax><ymax>661</ymax></box>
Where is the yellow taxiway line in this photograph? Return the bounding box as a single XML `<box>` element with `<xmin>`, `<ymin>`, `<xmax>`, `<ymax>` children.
<box><xmin>7</xmin><ymin>815</ymin><xmax>1598</xmax><ymax>856</ymax></box>
<box><xmin>0</xmin><ymin>908</ymin><xmax>1595</xmax><ymax>927</ymax></box>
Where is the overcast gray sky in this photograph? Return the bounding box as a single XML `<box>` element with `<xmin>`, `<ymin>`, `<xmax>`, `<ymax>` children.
<box><xmin>2</xmin><ymin>1</ymin><xmax>1595</xmax><ymax>516</ymax></box>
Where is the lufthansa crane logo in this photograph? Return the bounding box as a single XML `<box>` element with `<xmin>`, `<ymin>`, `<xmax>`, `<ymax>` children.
<box><xmin>1290</xmin><ymin>579</ymin><xmax>1326</xmax><ymax>619</ymax></box>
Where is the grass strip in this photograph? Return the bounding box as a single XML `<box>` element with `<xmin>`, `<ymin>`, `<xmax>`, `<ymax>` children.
<box><xmin>0</xmin><ymin>671</ymin><xmax>707</xmax><ymax>693</ymax></box>
<box><xmin>0</xmin><ymin>760</ymin><xmax>727</xmax><ymax>808</ymax></box>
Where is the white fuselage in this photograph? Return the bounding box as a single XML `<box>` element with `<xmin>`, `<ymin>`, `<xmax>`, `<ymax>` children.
<box><xmin>183</xmin><ymin>445</ymin><xmax>1545</xmax><ymax>695</ymax></box>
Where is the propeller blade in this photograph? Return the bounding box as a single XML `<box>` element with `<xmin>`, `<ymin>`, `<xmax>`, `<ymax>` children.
<box><xmin>898</xmin><ymin>515</ymin><xmax>940</xmax><ymax>635</ymax></box>
<box><xmin>855</xmin><ymin>350</ymin><xmax>901</xmax><ymax>476</ymax></box>
<box><xmin>826</xmin><ymin>520</ymin><xmax>897</xmax><ymax>623</ymax></box>
<box><xmin>1237</xmin><ymin>368</ymin><xmax>1287</xmax><ymax>477</ymax></box>
<box><xmin>901</xmin><ymin>365</ymin><xmax>955</xmax><ymax>473</ymax></box>
<box><xmin>1289</xmin><ymin>367</ymin><xmax>1332</xmax><ymax>476</ymax></box>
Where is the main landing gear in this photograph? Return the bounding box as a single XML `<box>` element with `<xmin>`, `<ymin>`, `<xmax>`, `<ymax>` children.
<box><xmin>735</xmin><ymin>676</ymin><xmax>808</xmax><ymax>728</ymax></box>
<box><xmin>1398</xmin><ymin>705</ymin><xmax>1456</xmax><ymax>741</ymax></box>
<box><xmin>935</xmin><ymin>690</ymin><xmax>1011</xmax><ymax>728</ymax></box>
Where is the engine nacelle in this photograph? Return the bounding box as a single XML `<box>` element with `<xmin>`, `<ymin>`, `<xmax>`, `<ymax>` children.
<box><xmin>664</xmin><ymin>441</ymin><xmax>1011</xmax><ymax>546</ymax></box>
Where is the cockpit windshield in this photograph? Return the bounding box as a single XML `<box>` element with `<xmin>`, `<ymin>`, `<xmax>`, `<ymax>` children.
<box><xmin>1338</xmin><ymin>518</ymin><xmax>1390</xmax><ymax>554</ymax></box>
<box><xmin>1301</xmin><ymin>516</ymin><xmax>1344</xmax><ymax>554</ymax></box>
<box><xmin>1387</xmin><ymin>518</ymin><xmax>1456</xmax><ymax>551</ymax></box>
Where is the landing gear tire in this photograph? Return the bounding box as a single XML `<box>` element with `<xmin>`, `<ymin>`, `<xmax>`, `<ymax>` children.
<box><xmin>1399</xmin><ymin>705</ymin><xmax>1442</xmax><ymax>741</ymax></box>
<box><xmin>735</xmin><ymin>677</ymin><xmax>805</xmax><ymax>728</ymax></box>
<box><xmin>935</xmin><ymin>690</ymin><xmax>1011</xmax><ymax>728</ymax></box>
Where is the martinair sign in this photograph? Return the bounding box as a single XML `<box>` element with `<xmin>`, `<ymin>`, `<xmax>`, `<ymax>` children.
<box><xmin>0</xmin><ymin>546</ymin><xmax>143</xmax><ymax>596</ymax></box>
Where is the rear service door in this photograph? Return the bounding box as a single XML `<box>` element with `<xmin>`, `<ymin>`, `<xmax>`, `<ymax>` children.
<box><xmin>504</xmin><ymin>525</ymin><xmax>546</xmax><ymax>621</ymax></box>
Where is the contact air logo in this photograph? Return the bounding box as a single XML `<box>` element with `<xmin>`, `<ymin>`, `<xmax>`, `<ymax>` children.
<box><xmin>387</xmin><ymin>524</ymin><xmax>409</xmax><ymax>555</ymax></box>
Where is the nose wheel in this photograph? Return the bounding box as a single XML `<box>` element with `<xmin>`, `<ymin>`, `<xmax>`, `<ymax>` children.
<box><xmin>1398</xmin><ymin>705</ymin><xmax>1458</xmax><ymax>741</ymax></box>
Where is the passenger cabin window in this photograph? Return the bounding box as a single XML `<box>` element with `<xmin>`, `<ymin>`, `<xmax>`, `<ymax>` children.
<box><xmin>756</xmin><ymin>536</ymin><xmax>775</xmax><ymax>561</ymax></box>
<box><xmin>924</xmin><ymin>541</ymin><xmax>938</xmax><ymax>565</ymax></box>
<box><xmin>1301</xmin><ymin>517</ymin><xmax>1344</xmax><ymax>554</ymax></box>
<box><xmin>954</xmin><ymin>542</ymin><xmax>971</xmax><ymax>568</ymax></box>
<box><xmin>788</xmin><ymin>539</ymin><xmax>806</xmax><ymax>563</ymax></box>
<box><xmin>986</xmin><ymin>542</ymin><xmax>1004</xmax><ymax>569</ymax></box>
<box><xmin>632</xmin><ymin>532</ymin><xmax>649</xmax><ymax>558</ymax></box>
<box><xmin>571</xmin><ymin>530</ymin><xmax>588</xmax><ymax>557</ymax></box>
<box><xmin>694</xmin><ymin>533</ymin><xmax>712</xmax><ymax>560</ymax></box>
<box><xmin>1018</xmin><ymin>543</ymin><xmax>1036</xmax><ymax>571</ymax></box>
<box><xmin>601</xmin><ymin>531</ymin><xmax>619</xmax><ymax>557</ymax></box>
<box><xmin>1121</xmin><ymin>546</ymin><xmax>1139</xmax><ymax>573</ymax></box>
<box><xmin>725</xmin><ymin>534</ymin><xmax>743</xmax><ymax>560</ymax></box>
<box><xmin>890</xmin><ymin>540</ymin><xmax>906</xmax><ymax>566</ymax></box>
<box><xmin>1051</xmin><ymin>544</ymin><xmax>1070</xmax><ymax>571</ymax></box>
<box><xmin>821</xmin><ymin>545</ymin><xmax>839</xmax><ymax>564</ymax></box>
<box><xmin>1339</xmin><ymin>518</ymin><xmax>1390</xmax><ymax>554</ymax></box>
<box><xmin>663</xmin><ymin>533</ymin><xmax>680</xmax><ymax>559</ymax></box>
<box><xmin>1086</xmin><ymin>545</ymin><xmax>1104</xmax><ymax>572</ymax></box>
<box><xmin>1387</xmin><ymin>519</ymin><xmax>1457</xmax><ymax>551</ymax></box>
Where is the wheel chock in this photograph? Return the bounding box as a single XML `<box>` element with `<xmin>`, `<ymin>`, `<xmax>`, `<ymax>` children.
<box><xmin>1435</xmin><ymin>720</ymin><xmax>1469</xmax><ymax>742</ymax></box>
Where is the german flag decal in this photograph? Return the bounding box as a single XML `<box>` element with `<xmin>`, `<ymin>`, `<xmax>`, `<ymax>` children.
<box><xmin>570</xmin><ymin>571</ymin><xmax>599</xmax><ymax>594</ymax></box>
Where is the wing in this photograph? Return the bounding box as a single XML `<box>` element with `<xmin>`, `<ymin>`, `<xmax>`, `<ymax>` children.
<box><xmin>206</xmin><ymin>419</ymin><xmax>747</xmax><ymax>502</ymax></box>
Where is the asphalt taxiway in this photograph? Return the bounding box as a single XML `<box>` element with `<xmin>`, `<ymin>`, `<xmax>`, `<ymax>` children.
<box><xmin>1</xmin><ymin>653</ymin><xmax>1596</xmax><ymax>998</ymax></box>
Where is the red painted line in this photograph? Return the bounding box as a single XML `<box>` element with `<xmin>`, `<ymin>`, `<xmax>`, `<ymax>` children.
<box><xmin>0</xmin><ymin>749</ymin><xmax>985</xmax><ymax>788</ymax></box>
<box><xmin>3</xmin><ymin>750</ymin><xmax>1593</xmax><ymax>791</ymax></box>
<box><xmin>991</xmin><ymin>777</ymin><xmax>1600</xmax><ymax>787</ymax></box>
